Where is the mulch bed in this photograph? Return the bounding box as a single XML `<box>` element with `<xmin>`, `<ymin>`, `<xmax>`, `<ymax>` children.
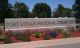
<box><xmin>0</xmin><ymin>29</ymin><xmax>80</xmax><ymax>44</ymax></box>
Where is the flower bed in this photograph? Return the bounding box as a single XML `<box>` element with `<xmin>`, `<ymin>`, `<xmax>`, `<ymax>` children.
<box><xmin>0</xmin><ymin>28</ymin><xmax>80</xmax><ymax>44</ymax></box>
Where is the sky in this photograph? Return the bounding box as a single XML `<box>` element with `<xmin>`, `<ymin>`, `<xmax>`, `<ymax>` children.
<box><xmin>9</xmin><ymin>0</ymin><xmax>75</xmax><ymax>12</ymax></box>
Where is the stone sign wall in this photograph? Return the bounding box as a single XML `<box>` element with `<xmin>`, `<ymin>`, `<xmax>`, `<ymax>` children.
<box><xmin>5</xmin><ymin>18</ymin><xmax>76</xmax><ymax>30</ymax></box>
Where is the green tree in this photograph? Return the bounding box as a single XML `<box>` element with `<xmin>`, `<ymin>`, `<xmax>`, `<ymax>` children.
<box><xmin>28</xmin><ymin>13</ymin><xmax>34</xmax><ymax>18</ymax></box>
<box><xmin>61</xmin><ymin>8</ymin><xmax>71</xmax><ymax>17</ymax></box>
<box><xmin>32</xmin><ymin>3</ymin><xmax>51</xmax><ymax>18</ymax></box>
<box><xmin>6</xmin><ymin>4</ymin><xmax>14</xmax><ymax>18</ymax></box>
<box><xmin>53</xmin><ymin>4</ymin><xmax>64</xmax><ymax>18</ymax></box>
<box><xmin>53</xmin><ymin>4</ymin><xmax>71</xmax><ymax>18</ymax></box>
<box><xmin>13</xmin><ymin>2</ymin><xmax>29</xmax><ymax>18</ymax></box>
<box><xmin>0</xmin><ymin>0</ymin><xmax>8</xmax><ymax>23</ymax></box>
<box><xmin>72</xmin><ymin>0</ymin><xmax>80</xmax><ymax>23</ymax></box>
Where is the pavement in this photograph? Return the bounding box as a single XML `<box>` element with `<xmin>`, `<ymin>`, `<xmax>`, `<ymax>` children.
<box><xmin>0</xmin><ymin>37</ymin><xmax>80</xmax><ymax>48</ymax></box>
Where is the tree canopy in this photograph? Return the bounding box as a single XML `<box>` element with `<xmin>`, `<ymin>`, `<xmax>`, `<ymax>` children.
<box><xmin>53</xmin><ymin>4</ymin><xmax>72</xmax><ymax>18</ymax></box>
<box><xmin>6</xmin><ymin>4</ymin><xmax>14</xmax><ymax>18</ymax></box>
<box><xmin>13</xmin><ymin>2</ymin><xmax>29</xmax><ymax>18</ymax></box>
<box><xmin>0</xmin><ymin>0</ymin><xmax>8</xmax><ymax>23</ymax></box>
<box><xmin>0</xmin><ymin>0</ymin><xmax>79</xmax><ymax>23</ymax></box>
<box><xmin>72</xmin><ymin>0</ymin><xmax>80</xmax><ymax>23</ymax></box>
<box><xmin>32</xmin><ymin>3</ymin><xmax>51</xmax><ymax>18</ymax></box>
<box><xmin>53</xmin><ymin>4</ymin><xmax>64</xmax><ymax>18</ymax></box>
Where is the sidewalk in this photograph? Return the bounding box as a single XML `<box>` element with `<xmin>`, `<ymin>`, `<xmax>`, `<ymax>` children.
<box><xmin>0</xmin><ymin>37</ymin><xmax>80</xmax><ymax>48</ymax></box>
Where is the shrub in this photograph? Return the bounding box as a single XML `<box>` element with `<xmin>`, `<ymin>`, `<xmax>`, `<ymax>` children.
<box><xmin>0</xmin><ymin>34</ymin><xmax>4</xmax><ymax>41</ymax></box>
<box><xmin>0</xmin><ymin>31</ymin><xmax>13</xmax><ymax>44</ymax></box>
<box><xmin>5</xmin><ymin>32</ymin><xmax>13</xmax><ymax>37</ymax></box>
<box><xmin>33</xmin><ymin>32</ymin><xmax>41</xmax><ymax>38</ymax></box>
<box><xmin>47</xmin><ymin>32</ymin><xmax>58</xmax><ymax>38</ymax></box>
<box><xmin>43</xmin><ymin>34</ymin><xmax>50</xmax><ymax>40</ymax></box>
<box><xmin>3</xmin><ymin>35</ymin><xmax>12</xmax><ymax>44</ymax></box>
<box><xmin>15</xmin><ymin>33</ymin><xmax>30</xmax><ymax>42</ymax></box>
<box><xmin>53</xmin><ymin>28</ymin><xmax>63</xmax><ymax>34</ymax></box>
<box><xmin>53</xmin><ymin>28</ymin><xmax>70</xmax><ymax>38</ymax></box>
<box><xmin>62</xmin><ymin>31</ymin><xmax>70</xmax><ymax>38</ymax></box>
<box><xmin>2</xmin><ymin>35</ymin><xmax>12</xmax><ymax>44</ymax></box>
<box><xmin>0</xmin><ymin>30</ymin><xmax>3</xmax><ymax>41</ymax></box>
